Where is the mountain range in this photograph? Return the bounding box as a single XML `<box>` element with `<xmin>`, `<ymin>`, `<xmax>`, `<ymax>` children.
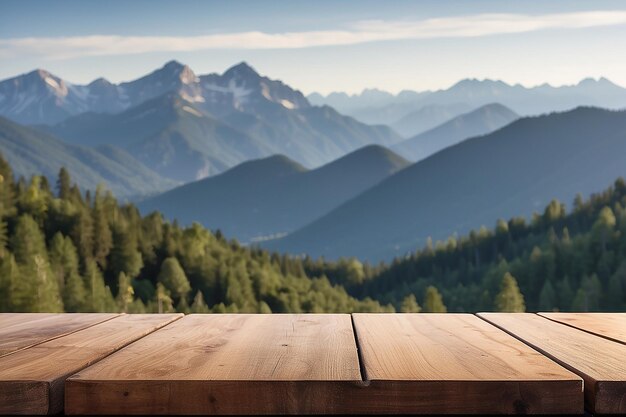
<box><xmin>265</xmin><ymin>107</ymin><xmax>626</xmax><ymax>261</ymax></box>
<box><xmin>137</xmin><ymin>145</ymin><xmax>409</xmax><ymax>242</ymax></box>
<box><xmin>309</xmin><ymin>78</ymin><xmax>626</xmax><ymax>137</ymax></box>
<box><xmin>392</xmin><ymin>103</ymin><xmax>519</xmax><ymax>161</ymax></box>
<box><xmin>1</xmin><ymin>61</ymin><xmax>401</xmax><ymax>183</ymax></box>
<box><xmin>3</xmin><ymin>61</ymin><xmax>626</xmax><ymax>263</ymax></box>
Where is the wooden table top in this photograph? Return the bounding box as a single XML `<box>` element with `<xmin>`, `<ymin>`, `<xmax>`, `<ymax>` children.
<box><xmin>1</xmin><ymin>312</ymin><xmax>624</xmax><ymax>415</ymax></box>
<box><xmin>480</xmin><ymin>313</ymin><xmax>626</xmax><ymax>414</ymax></box>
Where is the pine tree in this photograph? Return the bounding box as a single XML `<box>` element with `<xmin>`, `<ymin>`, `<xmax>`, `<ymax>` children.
<box><xmin>116</xmin><ymin>272</ymin><xmax>134</xmax><ymax>313</ymax></box>
<box><xmin>157</xmin><ymin>257</ymin><xmax>191</xmax><ymax>303</ymax></box>
<box><xmin>190</xmin><ymin>290</ymin><xmax>210</xmax><ymax>313</ymax></box>
<box><xmin>0</xmin><ymin>154</ymin><xmax>16</xmax><ymax>219</ymax></box>
<box><xmin>258</xmin><ymin>301</ymin><xmax>272</xmax><ymax>313</ymax></box>
<box><xmin>495</xmin><ymin>272</ymin><xmax>526</xmax><ymax>312</ymax></box>
<box><xmin>83</xmin><ymin>259</ymin><xmax>115</xmax><ymax>312</ymax></box>
<box><xmin>0</xmin><ymin>206</ymin><xmax>7</xmax><ymax>260</ymax></box>
<box><xmin>92</xmin><ymin>190</ymin><xmax>113</xmax><ymax>268</ymax></box>
<box><xmin>155</xmin><ymin>283</ymin><xmax>174</xmax><ymax>313</ymax></box>
<box><xmin>110</xmin><ymin>225</ymin><xmax>143</xmax><ymax>279</ymax></box>
<box><xmin>0</xmin><ymin>254</ymin><xmax>19</xmax><ymax>311</ymax></box>
<box><xmin>11</xmin><ymin>214</ymin><xmax>48</xmax><ymax>264</ymax></box>
<box><xmin>401</xmin><ymin>294</ymin><xmax>422</xmax><ymax>312</ymax></box>
<box><xmin>607</xmin><ymin>264</ymin><xmax>625</xmax><ymax>310</ymax></box>
<box><xmin>49</xmin><ymin>233</ymin><xmax>86</xmax><ymax>312</ymax></box>
<box><xmin>71</xmin><ymin>208</ymin><xmax>94</xmax><ymax>265</ymax></box>
<box><xmin>56</xmin><ymin>167</ymin><xmax>71</xmax><ymax>200</ymax></box>
<box><xmin>592</xmin><ymin>206</ymin><xmax>616</xmax><ymax>254</ymax></box>
<box><xmin>557</xmin><ymin>276</ymin><xmax>574</xmax><ymax>312</ymax></box>
<box><xmin>17</xmin><ymin>176</ymin><xmax>49</xmax><ymax>225</ymax></box>
<box><xmin>423</xmin><ymin>286</ymin><xmax>447</xmax><ymax>313</ymax></box>
<box><xmin>538</xmin><ymin>280</ymin><xmax>556</xmax><ymax>311</ymax></box>
<box><xmin>572</xmin><ymin>274</ymin><xmax>602</xmax><ymax>311</ymax></box>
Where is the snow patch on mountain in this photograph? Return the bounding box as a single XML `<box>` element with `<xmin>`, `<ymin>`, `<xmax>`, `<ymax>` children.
<box><xmin>280</xmin><ymin>99</ymin><xmax>295</xmax><ymax>109</ymax></box>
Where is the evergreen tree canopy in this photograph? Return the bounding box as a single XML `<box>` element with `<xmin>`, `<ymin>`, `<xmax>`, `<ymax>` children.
<box><xmin>0</xmin><ymin>152</ymin><xmax>625</xmax><ymax>314</ymax></box>
<box><xmin>495</xmin><ymin>273</ymin><xmax>526</xmax><ymax>312</ymax></box>
<box><xmin>423</xmin><ymin>286</ymin><xmax>447</xmax><ymax>313</ymax></box>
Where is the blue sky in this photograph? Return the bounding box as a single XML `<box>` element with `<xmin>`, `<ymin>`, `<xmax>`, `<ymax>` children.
<box><xmin>2</xmin><ymin>0</ymin><xmax>626</xmax><ymax>94</ymax></box>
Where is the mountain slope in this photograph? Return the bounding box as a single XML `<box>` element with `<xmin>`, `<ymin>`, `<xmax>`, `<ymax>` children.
<box><xmin>137</xmin><ymin>145</ymin><xmax>409</xmax><ymax>242</ymax></box>
<box><xmin>392</xmin><ymin>103</ymin><xmax>519</xmax><ymax>161</ymax></box>
<box><xmin>265</xmin><ymin>107</ymin><xmax>626</xmax><ymax>261</ymax></box>
<box><xmin>0</xmin><ymin>116</ymin><xmax>175</xmax><ymax>198</ymax></box>
<box><xmin>390</xmin><ymin>103</ymin><xmax>472</xmax><ymax>138</ymax></box>
<box><xmin>45</xmin><ymin>92</ymin><xmax>273</xmax><ymax>182</ymax></box>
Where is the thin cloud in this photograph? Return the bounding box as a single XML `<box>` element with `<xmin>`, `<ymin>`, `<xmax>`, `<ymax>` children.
<box><xmin>2</xmin><ymin>11</ymin><xmax>626</xmax><ymax>59</ymax></box>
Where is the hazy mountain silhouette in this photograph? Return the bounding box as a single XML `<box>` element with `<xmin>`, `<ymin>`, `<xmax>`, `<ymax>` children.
<box><xmin>266</xmin><ymin>107</ymin><xmax>626</xmax><ymax>261</ymax></box>
<box><xmin>138</xmin><ymin>145</ymin><xmax>409</xmax><ymax>242</ymax></box>
<box><xmin>392</xmin><ymin>103</ymin><xmax>519</xmax><ymax>161</ymax></box>
<box><xmin>0</xmin><ymin>116</ymin><xmax>175</xmax><ymax>198</ymax></box>
<box><xmin>309</xmin><ymin>78</ymin><xmax>626</xmax><ymax>130</ymax></box>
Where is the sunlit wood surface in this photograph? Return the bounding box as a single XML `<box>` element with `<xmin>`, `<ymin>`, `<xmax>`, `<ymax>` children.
<box><xmin>66</xmin><ymin>314</ymin><xmax>363</xmax><ymax>415</ymax></box>
<box><xmin>1</xmin><ymin>312</ymin><xmax>625</xmax><ymax>415</ymax></box>
<box><xmin>480</xmin><ymin>313</ymin><xmax>626</xmax><ymax>414</ymax></box>
<box><xmin>351</xmin><ymin>313</ymin><xmax>582</xmax><ymax>414</ymax></box>
<box><xmin>0</xmin><ymin>314</ymin><xmax>182</xmax><ymax>414</ymax></box>
<box><xmin>0</xmin><ymin>313</ymin><xmax>119</xmax><ymax>357</ymax></box>
<box><xmin>538</xmin><ymin>312</ymin><xmax>626</xmax><ymax>344</ymax></box>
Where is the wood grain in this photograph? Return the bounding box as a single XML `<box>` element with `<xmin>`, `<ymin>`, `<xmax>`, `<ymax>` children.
<box><xmin>0</xmin><ymin>313</ymin><xmax>119</xmax><ymax>357</ymax></box>
<box><xmin>351</xmin><ymin>313</ymin><xmax>583</xmax><ymax>415</ymax></box>
<box><xmin>479</xmin><ymin>313</ymin><xmax>626</xmax><ymax>414</ymax></box>
<box><xmin>65</xmin><ymin>314</ymin><xmax>363</xmax><ymax>415</ymax></box>
<box><xmin>0</xmin><ymin>313</ymin><xmax>181</xmax><ymax>415</ymax></box>
<box><xmin>539</xmin><ymin>312</ymin><xmax>626</xmax><ymax>344</ymax></box>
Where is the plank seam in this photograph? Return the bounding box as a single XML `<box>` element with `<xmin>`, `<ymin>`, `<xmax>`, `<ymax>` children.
<box><xmin>537</xmin><ymin>312</ymin><xmax>626</xmax><ymax>346</ymax></box>
<box><xmin>475</xmin><ymin>314</ymin><xmax>593</xmax><ymax>408</ymax></box>
<box><xmin>349</xmin><ymin>314</ymin><xmax>369</xmax><ymax>383</ymax></box>
<box><xmin>0</xmin><ymin>313</ymin><xmax>122</xmax><ymax>359</ymax></box>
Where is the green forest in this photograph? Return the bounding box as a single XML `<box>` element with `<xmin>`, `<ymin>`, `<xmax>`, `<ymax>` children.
<box><xmin>0</xmin><ymin>153</ymin><xmax>625</xmax><ymax>313</ymax></box>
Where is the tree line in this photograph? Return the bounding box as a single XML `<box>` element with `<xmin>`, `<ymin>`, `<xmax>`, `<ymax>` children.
<box><xmin>0</xmin><ymin>153</ymin><xmax>624</xmax><ymax>313</ymax></box>
<box><xmin>0</xmin><ymin>155</ymin><xmax>392</xmax><ymax>313</ymax></box>
<box><xmin>340</xmin><ymin>179</ymin><xmax>626</xmax><ymax>313</ymax></box>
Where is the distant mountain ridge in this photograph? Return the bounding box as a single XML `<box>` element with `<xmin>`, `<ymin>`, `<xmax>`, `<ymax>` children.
<box><xmin>265</xmin><ymin>106</ymin><xmax>626</xmax><ymax>261</ymax></box>
<box><xmin>4</xmin><ymin>61</ymin><xmax>401</xmax><ymax>182</ymax></box>
<box><xmin>137</xmin><ymin>145</ymin><xmax>410</xmax><ymax>242</ymax></box>
<box><xmin>309</xmin><ymin>77</ymin><xmax>626</xmax><ymax>136</ymax></box>
<box><xmin>0</xmin><ymin>60</ymin><xmax>314</xmax><ymax>125</ymax></box>
<box><xmin>392</xmin><ymin>103</ymin><xmax>519</xmax><ymax>161</ymax></box>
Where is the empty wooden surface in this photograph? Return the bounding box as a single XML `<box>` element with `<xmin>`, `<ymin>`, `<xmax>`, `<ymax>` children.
<box><xmin>350</xmin><ymin>314</ymin><xmax>582</xmax><ymax>415</ymax></box>
<box><xmin>479</xmin><ymin>313</ymin><xmax>626</xmax><ymax>414</ymax></box>
<box><xmin>0</xmin><ymin>313</ymin><xmax>119</xmax><ymax>357</ymax></box>
<box><xmin>539</xmin><ymin>312</ymin><xmax>626</xmax><ymax>344</ymax></box>
<box><xmin>0</xmin><ymin>313</ymin><xmax>181</xmax><ymax>415</ymax></box>
<box><xmin>65</xmin><ymin>314</ymin><xmax>363</xmax><ymax>415</ymax></box>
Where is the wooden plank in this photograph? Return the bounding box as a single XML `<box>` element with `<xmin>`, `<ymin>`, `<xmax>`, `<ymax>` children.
<box><xmin>538</xmin><ymin>312</ymin><xmax>626</xmax><ymax>344</ymax></box>
<box><xmin>351</xmin><ymin>313</ymin><xmax>583</xmax><ymax>415</ymax></box>
<box><xmin>66</xmin><ymin>314</ymin><xmax>363</xmax><ymax>415</ymax></box>
<box><xmin>0</xmin><ymin>313</ymin><xmax>119</xmax><ymax>357</ymax></box>
<box><xmin>0</xmin><ymin>313</ymin><xmax>181</xmax><ymax>415</ymax></box>
<box><xmin>479</xmin><ymin>313</ymin><xmax>626</xmax><ymax>414</ymax></box>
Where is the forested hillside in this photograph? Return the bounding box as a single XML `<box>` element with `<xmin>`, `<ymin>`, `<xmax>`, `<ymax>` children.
<box><xmin>336</xmin><ymin>179</ymin><xmax>626</xmax><ymax>312</ymax></box>
<box><xmin>1</xmin><ymin>153</ymin><xmax>624</xmax><ymax>313</ymax></box>
<box><xmin>138</xmin><ymin>145</ymin><xmax>409</xmax><ymax>242</ymax></box>
<box><xmin>0</xmin><ymin>154</ymin><xmax>391</xmax><ymax>314</ymax></box>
